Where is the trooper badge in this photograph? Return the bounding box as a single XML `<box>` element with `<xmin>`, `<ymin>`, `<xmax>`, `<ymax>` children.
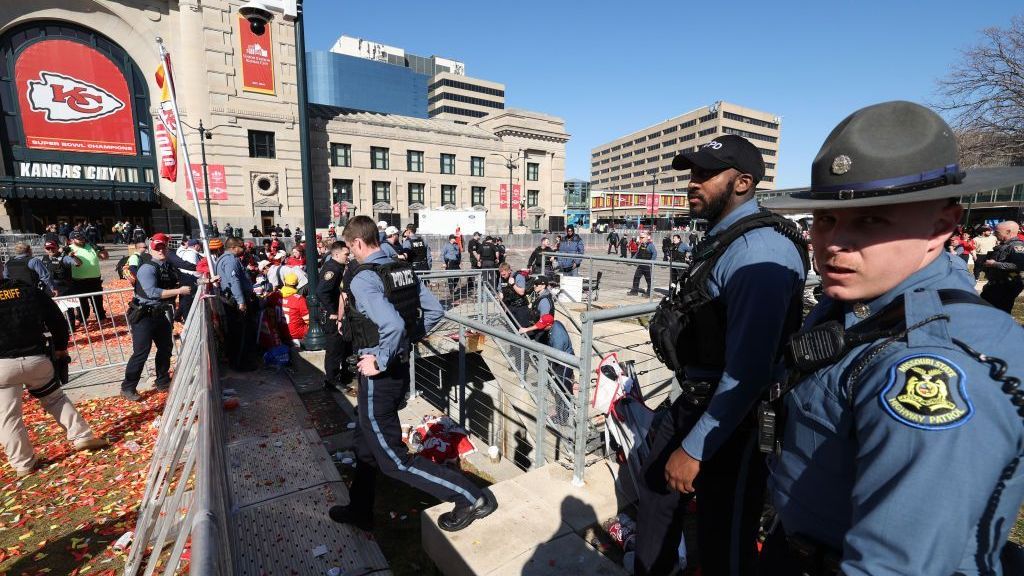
<box><xmin>880</xmin><ymin>355</ymin><xmax>973</xmax><ymax>430</ymax></box>
<box><xmin>831</xmin><ymin>154</ymin><xmax>853</xmax><ymax>175</ymax></box>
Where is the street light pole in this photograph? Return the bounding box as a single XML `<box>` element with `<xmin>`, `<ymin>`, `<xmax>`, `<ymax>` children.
<box><xmin>198</xmin><ymin>120</ymin><xmax>213</xmax><ymax>229</ymax></box>
<box><xmin>490</xmin><ymin>150</ymin><xmax>524</xmax><ymax>235</ymax></box>
<box><xmin>293</xmin><ymin>0</ymin><xmax>326</xmax><ymax>351</ymax></box>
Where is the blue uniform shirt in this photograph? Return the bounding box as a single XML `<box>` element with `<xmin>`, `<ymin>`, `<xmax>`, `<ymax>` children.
<box><xmin>403</xmin><ymin>236</ymin><xmax>433</xmax><ymax>268</ymax></box>
<box><xmin>556</xmin><ymin>234</ymin><xmax>585</xmax><ymax>271</ymax></box>
<box><xmin>441</xmin><ymin>242</ymin><xmax>460</xmax><ymax>264</ymax></box>
<box><xmin>379</xmin><ymin>241</ymin><xmax>399</xmax><ymax>260</ymax></box>
<box><xmin>770</xmin><ymin>251</ymin><xmax>1024</xmax><ymax>575</ymax></box>
<box><xmin>215</xmin><ymin>252</ymin><xmax>252</xmax><ymax>304</ymax></box>
<box><xmin>349</xmin><ymin>249</ymin><xmax>444</xmax><ymax>372</ymax></box>
<box><xmin>681</xmin><ymin>200</ymin><xmax>807</xmax><ymax>460</ymax></box>
<box><xmin>135</xmin><ymin>259</ymin><xmax>171</xmax><ymax>306</ymax></box>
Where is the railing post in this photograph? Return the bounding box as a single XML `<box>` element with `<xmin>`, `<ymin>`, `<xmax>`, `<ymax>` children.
<box><xmin>458</xmin><ymin>323</ymin><xmax>467</xmax><ymax>428</ymax></box>
<box><xmin>573</xmin><ymin>316</ymin><xmax>595</xmax><ymax>486</ymax></box>
<box><xmin>409</xmin><ymin>345</ymin><xmax>418</xmax><ymax>398</ymax></box>
<box><xmin>534</xmin><ymin>355</ymin><xmax>548</xmax><ymax>470</ymax></box>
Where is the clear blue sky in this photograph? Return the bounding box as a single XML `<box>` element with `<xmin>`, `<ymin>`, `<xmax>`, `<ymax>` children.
<box><xmin>303</xmin><ymin>1</ymin><xmax>1022</xmax><ymax>189</ymax></box>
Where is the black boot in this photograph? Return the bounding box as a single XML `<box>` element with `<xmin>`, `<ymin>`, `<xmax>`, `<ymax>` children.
<box><xmin>328</xmin><ymin>504</ymin><xmax>373</xmax><ymax>532</ymax></box>
<box><xmin>437</xmin><ymin>493</ymin><xmax>497</xmax><ymax>532</ymax></box>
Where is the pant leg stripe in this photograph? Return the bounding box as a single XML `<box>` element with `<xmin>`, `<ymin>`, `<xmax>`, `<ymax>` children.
<box><xmin>366</xmin><ymin>377</ymin><xmax>476</xmax><ymax>503</ymax></box>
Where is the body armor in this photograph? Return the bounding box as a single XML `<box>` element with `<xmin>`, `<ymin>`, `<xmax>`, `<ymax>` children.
<box><xmin>479</xmin><ymin>243</ymin><xmax>498</xmax><ymax>267</ymax></box>
<box><xmin>343</xmin><ymin>260</ymin><xmax>423</xmax><ymax>351</ymax></box>
<box><xmin>635</xmin><ymin>242</ymin><xmax>652</xmax><ymax>261</ymax></box>
<box><xmin>502</xmin><ymin>272</ymin><xmax>529</xmax><ymax>309</ymax></box>
<box><xmin>649</xmin><ymin>210</ymin><xmax>809</xmax><ymax>376</ymax></box>
<box><xmin>41</xmin><ymin>254</ymin><xmax>71</xmax><ymax>293</ymax></box>
<box><xmin>0</xmin><ymin>280</ymin><xmax>51</xmax><ymax>358</ymax></box>
<box><xmin>407</xmin><ymin>236</ymin><xmax>429</xmax><ymax>271</ymax></box>
<box><xmin>5</xmin><ymin>257</ymin><xmax>40</xmax><ymax>289</ymax></box>
<box><xmin>986</xmin><ymin>239</ymin><xmax>1024</xmax><ymax>284</ymax></box>
<box><xmin>133</xmin><ymin>257</ymin><xmax>181</xmax><ymax>302</ymax></box>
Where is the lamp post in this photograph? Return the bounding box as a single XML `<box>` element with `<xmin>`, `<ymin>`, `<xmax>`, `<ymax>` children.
<box><xmin>181</xmin><ymin>119</ymin><xmax>230</xmax><ymax>233</ymax></box>
<box><xmin>491</xmin><ymin>150</ymin><xmax>525</xmax><ymax>235</ymax></box>
<box><xmin>518</xmin><ymin>200</ymin><xmax>525</xmax><ymax>227</ymax></box>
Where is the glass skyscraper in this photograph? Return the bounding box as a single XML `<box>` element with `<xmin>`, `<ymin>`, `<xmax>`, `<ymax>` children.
<box><xmin>306</xmin><ymin>51</ymin><xmax>429</xmax><ymax>118</ymax></box>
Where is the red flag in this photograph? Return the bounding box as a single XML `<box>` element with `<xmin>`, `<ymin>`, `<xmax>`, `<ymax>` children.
<box><xmin>154</xmin><ymin>62</ymin><xmax>178</xmax><ymax>182</ymax></box>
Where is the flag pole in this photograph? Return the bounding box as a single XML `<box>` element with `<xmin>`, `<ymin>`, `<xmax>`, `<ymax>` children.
<box><xmin>156</xmin><ymin>37</ymin><xmax>210</xmax><ymax>258</ymax></box>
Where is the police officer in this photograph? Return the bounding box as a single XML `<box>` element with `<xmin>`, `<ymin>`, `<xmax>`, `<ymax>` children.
<box><xmin>467</xmin><ymin>231</ymin><xmax>483</xmax><ymax>271</ymax></box>
<box><xmin>759</xmin><ymin>101</ymin><xmax>1024</xmax><ymax>576</ymax></box>
<box><xmin>628</xmin><ymin>231</ymin><xmax>657</xmax><ymax>296</ymax></box>
<box><xmin>478</xmin><ymin>236</ymin><xmax>499</xmax><ymax>288</ymax></box>
<box><xmin>978</xmin><ymin>220</ymin><xmax>1024</xmax><ymax>313</ymax></box>
<box><xmin>329</xmin><ymin>216</ymin><xmax>496</xmax><ymax>532</ymax></box>
<box><xmin>39</xmin><ymin>240</ymin><xmax>82</xmax><ymax>327</ymax></box>
<box><xmin>316</xmin><ymin>241</ymin><xmax>353</xmax><ymax>391</ymax></box>
<box><xmin>556</xmin><ymin>225</ymin><xmax>585</xmax><ymax>276</ymax></box>
<box><xmin>441</xmin><ymin>234</ymin><xmax>462</xmax><ymax>297</ymax></box>
<box><xmin>121</xmin><ymin>233</ymin><xmax>189</xmax><ymax>401</ymax></box>
<box><xmin>527</xmin><ymin>237</ymin><xmax>553</xmax><ymax>274</ymax></box>
<box><xmin>498</xmin><ymin>262</ymin><xmax>531</xmax><ymax>327</ymax></box>
<box><xmin>3</xmin><ymin>242</ymin><xmax>51</xmax><ymax>293</ymax></box>
<box><xmin>0</xmin><ymin>277</ymin><xmax>107</xmax><ymax>477</ymax></box>
<box><xmin>518</xmin><ymin>274</ymin><xmax>576</xmax><ymax>424</ymax></box>
<box><xmin>402</xmin><ymin>225</ymin><xmax>432</xmax><ymax>272</ymax></box>
<box><xmin>216</xmin><ymin>237</ymin><xmax>258</xmax><ymax>372</ymax></box>
<box><xmin>668</xmin><ymin>234</ymin><xmax>691</xmax><ymax>290</ymax></box>
<box><xmin>495</xmin><ymin>237</ymin><xmax>507</xmax><ymax>264</ymax></box>
<box><xmin>639</xmin><ymin>134</ymin><xmax>808</xmax><ymax>576</ymax></box>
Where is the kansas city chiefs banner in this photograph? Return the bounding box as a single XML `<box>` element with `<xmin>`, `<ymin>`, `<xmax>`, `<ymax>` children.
<box><xmin>154</xmin><ymin>64</ymin><xmax>178</xmax><ymax>182</ymax></box>
<box><xmin>15</xmin><ymin>39</ymin><xmax>137</xmax><ymax>155</ymax></box>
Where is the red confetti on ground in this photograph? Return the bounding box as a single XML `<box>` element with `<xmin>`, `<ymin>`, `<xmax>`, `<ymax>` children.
<box><xmin>0</xmin><ymin>386</ymin><xmax>169</xmax><ymax>575</ymax></box>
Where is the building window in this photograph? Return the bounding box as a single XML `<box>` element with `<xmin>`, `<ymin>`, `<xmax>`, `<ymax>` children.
<box><xmin>332</xmin><ymin>179</ymin><xmax>353</xmax><ymax>202</ymax></box>
<box><xmin>408</xmin><ymin>183</ymin><xmax>424</xmax><ymax>205</ymax></box>
<box><xmin>248</xmin><ymin>130</ymin><xmax>275</xmax><ymax>158</ymax></box>
<box><xmin>441</xmin><ymin>184</ymin><xmax>456</xmax><ymax>205</ymax></box>
<box><xmin>526</xmin><ymin>162</ymin><xmax>539</xmax><ymax>181</ymax></box>
<box><xmin>371</xmin><ymin>147</ymin><xmax>390</xmax><ymax>170</ymax></box>
<box><xmin>407</xmin><ymin>150</ymin><xmax>424</xmax><ymax>172</ymax></box>
<box><xmin>372</xmin><ymin>181</ymin><xmax>391</xmax><ymax>204</ymax></box>
<box><xmin>698</xmin><ymin>128</ymin><xmax>716</xmax><ymax>137</ymax></box>
<box><xmin>330</xmin><ymin>143</ymin><xmax>351</xmax><ymax>167</ymax></box>
<box><xmin>441</xmin><ymin>153</ymin><xmax>456</xmax><ymax>174</ymax></box>
<box><xmin>471</xmin><ymin>156</ymin><xmax>485</xmax><ymax>177</ymax></box>
<box><xmin>527</xmin><ymin>189</ymin><xmax>539</xmax><ymax>207</ymax></box>
<box><xmin>471</xmin><ymin>186</ymin><xmax>486</xmax><ymax>206</ymax></box>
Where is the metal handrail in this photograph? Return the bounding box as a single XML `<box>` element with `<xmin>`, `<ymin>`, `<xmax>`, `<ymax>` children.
<box><xmin>443</xmin><ymin>312</ymin><xmax>582</xmax><ymax>369</ymax></box>
<box><xmin>540</xmin><ymin>250</ymin><xmax>690</xmax><ymax>269</ymax></box>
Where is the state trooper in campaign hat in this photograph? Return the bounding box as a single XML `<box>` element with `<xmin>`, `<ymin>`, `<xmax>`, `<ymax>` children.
<box><xmin>760</xmin><ymin>101</ymin><xmax>1024</xmax><ymax>575</ymax></box>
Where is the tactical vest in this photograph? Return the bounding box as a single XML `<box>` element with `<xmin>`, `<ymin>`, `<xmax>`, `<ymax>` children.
<box><xmin>42</xmin><ymin>255</ymin><xmax>70</xmax><ymax>290</ymax></box>
<box><xmin>502</xmin><ymin>272</ymin><xmax>529</xmax><ymax>309</ymax></box>
<box><xmin>636</xmin><ymin>242</ymin><xmax>652</xmax><ymax>261</ymax></box>
<box><xmin>649</xmin><ymin>210</ymin><xmax>809</xmax><ymax>375</ymax></box>
<box><xmin>0</xmin><ymin>280</ymin><xmax>51</xmax><ymax>358</ymax></box>
<box><xmin>5</xmin><ymin>257</ymin><xmax>40</xmax><ymax>289</ymax></box>
<box><xmin>669</xmin><ymin>244</ymin><xmax>688</xmax><ymax>262</ymax></box>
<box><xmin>343</xmin><ymin>260</ymin><xmax>423</xmax><ymax>351</ymax></box>
<box><xmin>407</xmin><ymin>236</ymin><xmax>429</xmax><ymax>271</ymax></box>
<box><xmin>479</xmin><ymin>243</ymin><xmax>497</xmax><ymax>266</ymax></box>
<box><xmin>529</xmin><ymin>292</ymin><xmax>554</xmax><ymax>343</ymax></box>
<box><xmin>133</xmin><ymin>258</ymin><xmax>180</xmax><ymax>302</ymax></box>
<box><xmin>988</xmin><ymin>240</ymin><xmax>1024</xmax><ymax>284</ymax></box>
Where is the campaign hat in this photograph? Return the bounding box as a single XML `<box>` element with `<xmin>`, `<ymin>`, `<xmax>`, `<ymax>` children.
<box><xmin>764</xmin><ymin>101</ymin><xmax>1024</xmax><ymax>209</ymax></box>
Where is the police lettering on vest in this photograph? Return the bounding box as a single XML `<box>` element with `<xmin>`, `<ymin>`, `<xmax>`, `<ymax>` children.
<box><xmin>343</xmin><ymin>260</ymin><xmax>423</xmax><ymax>350</ymax></box>
<box><xmin>649</xmin><ymin>211</ymin><xmax>809</xmax><ymax>376</ymax></box>
<box><xmin>407</xmin><ymin>237</ymin><xmax>429</xmax><ymax>271</ymax></box>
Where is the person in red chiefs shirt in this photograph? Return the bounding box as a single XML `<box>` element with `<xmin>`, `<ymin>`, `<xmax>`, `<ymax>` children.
<box><xmin>279</xmin><ymin>272</ymin><xmax>309</xmax><ymax>342</ymax></box>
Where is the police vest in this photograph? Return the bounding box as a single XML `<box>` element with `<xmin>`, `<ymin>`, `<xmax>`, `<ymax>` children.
<box><xmin>42</xmin><ymin>255</ymin><xmax>70</xmax><ymax>290</ymax></box>
<box><xmin>502</xmin><ymin>272</ymin><xmax>529</xmax><ymax>309</ymax></box>
<box><xmin>988</xmin><ymin>240</ymin><xmax>1024</xmax><ymax>284</ymax></box>
<box><xmin>343</xmin><ymin>260</ymin><xmax>423</xmax><ymax>351</ymax></box>
<box><xmin>5</xmin><ymin>257</ymin><xmax>40</xmax><ymax>289</ymax></box>
<box><xmin>529</xmin><ymin>292</ymin><xmax>554</xmax><ymax>343</ymax></box>
<box><xmin>669</xmin><ymin>245</ymin><xmax>688</xmax><ymax>262</ymax></box>
<box><xmin>133</xmin><ymin>258</ymin><xmax>180</xmax><ymax>302</ymax></box>
<box><xmin>648</xmin><ymin>210</ymin><xmax>809</xmax><ymax>375</ymax></box>
<box><xmin>479</xmin><ymin>243</ymin><xmax>497</xmax><ymax>265</ymax></box>
<box><xmin>636</xmin><ymin>242</ymin><xmax>652</xmax><ymax>261</ymax></box>
<box><xmin>407</xmin><ymin>236</ymin><xmax>429</xmax><ymax>270</ymax></box>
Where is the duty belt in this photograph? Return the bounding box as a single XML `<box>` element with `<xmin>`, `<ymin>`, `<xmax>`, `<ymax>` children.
<box><xmin>678</xmin><ymin>379</ymin><xmax>716</xmax><ymax>408</ymax></box>
<box><xmin>786</xmin><ymin>533</ymin><xmax>842</xmax><ymax>576</ymax></box>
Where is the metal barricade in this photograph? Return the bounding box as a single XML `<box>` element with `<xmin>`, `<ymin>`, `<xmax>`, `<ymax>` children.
<box><xmin>124</xmin><ymin>286</ymin><xmax>233</xmax><ymax>576</ymax></box>
<box><xmin>53</xmin><ymin>288</ymin><xmax>139</xmax><ymax>375</ymax></box>
<box><xmin>0</xmin><ymin>233</ymin><xmax>43</xmax><ymax>263</ymax></box>
<box><xmin>540</xmin><ymin>251</ymin><xmax>688</xmax><ymax>307</ymax></box>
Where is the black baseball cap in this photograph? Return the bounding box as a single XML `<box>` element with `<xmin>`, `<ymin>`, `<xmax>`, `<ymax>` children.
<box><xmin>671</xmin><ymin>134</ymin><xmax>765</xmax><ymax>183</ymax></box>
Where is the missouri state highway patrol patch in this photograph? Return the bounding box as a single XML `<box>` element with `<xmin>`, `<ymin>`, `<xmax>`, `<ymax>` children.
<box><xmin>880</xmin><ymin>354</ymin><xmax>973</xmax><ymax>430</ymax></box>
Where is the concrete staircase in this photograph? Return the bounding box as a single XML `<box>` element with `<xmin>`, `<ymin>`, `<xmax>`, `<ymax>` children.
<box><xmin>422</xmin><ymin>462</ymin><xmax>629</xmax><ymax>576</ymax></box>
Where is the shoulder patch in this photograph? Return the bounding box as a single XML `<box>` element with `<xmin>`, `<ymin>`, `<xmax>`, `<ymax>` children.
<box><xmin>1013</xmin><ymin>244</ymin><xmax>1024</xmax><ymax>253</ymax></box>
<box><xmin>879</xmin><ymin>354</ymin><xmax>973</xmax><ymax>430</ymax></box>
<box><xmin>323</xmin><ymin>270</ymin><xmax>335</xmax><ymax>281</ymax></box>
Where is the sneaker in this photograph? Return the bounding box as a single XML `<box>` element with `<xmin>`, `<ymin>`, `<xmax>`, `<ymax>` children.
<box><xmin>627</xmin><ymin>289</ymin><xmax>639</xmax><ymax>296</ymax></box>
<box><xmin>328</xmin><ymin>504</ymin><xmax>373</xmax><ymax>532</ymax></box>
<box><xmin>15</xmin><ymin>458</ymin><xmax>38</xmax><ymax>479</ymax></box>
<box><xmin>437</xmin><ymin>493</ymin><xmax>498</xmax><ymax>532</ymax></box>
<box><xmin>74</xmin><ymin>437</ymin><xmax>109</xmax><ymax>451</ymax></box>
<box><xmin>121</xmin><ymin>389</ymin><xmax>143</xmax><ymax>402</ymax></box>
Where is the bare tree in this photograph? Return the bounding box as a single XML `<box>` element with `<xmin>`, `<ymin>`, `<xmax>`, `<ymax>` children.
<box><xmin>934</xmin><ymin>15</ymin><xmax>1024</xmax><ymax>167</ymax></box>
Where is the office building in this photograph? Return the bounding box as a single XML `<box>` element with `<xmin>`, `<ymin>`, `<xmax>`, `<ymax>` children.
<box><xmin>428</xmin><ymin>72</ymin><xmax>506</xmax><ymax>123</ymax></box>
<box><xmin>307</xmin><ymin>51</ymin><xmax>429</xmax><ymax>118</ymax></box>
<box><xmin>563</xmin><ymin>179</ymin><xmax>590</xmax><ymax>230</ymax></box>
<box><xmin>310</xmin><ymin>106</ymin><xmax>569</xmax><ymax>233</ymax></box>
<box><xmin>589</xmin><ymin>101</ymin><xmax>781</xmax><ymax>225</ymax></box>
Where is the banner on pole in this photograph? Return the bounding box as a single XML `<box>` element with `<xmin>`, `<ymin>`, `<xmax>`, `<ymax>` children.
<box><xmin>186</xmin><ymin>164</ymin><xmax>228</xmax><ymax>201</ymax></box>
<box><xmin>16</xmin><ymin>39</ymin><xmax>137</xmax><ymax>155</ymax></box>
<box><xmin>154</xmin><ymin>64</ymin><xmax>178</xmax><ymax>182</ymax></box>
<box><xmin>239</xmin><ymin>15</ymin><xmax>276</xmax><ymax>95</ymax></box>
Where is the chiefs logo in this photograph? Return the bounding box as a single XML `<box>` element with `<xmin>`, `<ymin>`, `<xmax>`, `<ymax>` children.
<box><xmin>26</xmin><ymin>71</ymin><xmax>125</xmax><ymax>123</ymax></box>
